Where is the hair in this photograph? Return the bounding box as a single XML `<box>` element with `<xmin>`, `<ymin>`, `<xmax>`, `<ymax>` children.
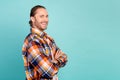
<box><xmin>29</xmin><ymin>5</ymin><xmax>46</xmax><ymax>27</ymax></box>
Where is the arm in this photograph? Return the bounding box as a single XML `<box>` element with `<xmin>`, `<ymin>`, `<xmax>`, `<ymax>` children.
<box><xmin>55</xmin><ymin>49</ymin><xmax>68</xmax><ymax>67</ymax></box>
<box><xmin>27</xmin><ymin>41</ymin><xmax>59</xmax><ymax>78</ymax></box>
<box><xmin>52</xmin><ymin>42</ymin><xmax>68</xmax><ymax>67</ymax></box>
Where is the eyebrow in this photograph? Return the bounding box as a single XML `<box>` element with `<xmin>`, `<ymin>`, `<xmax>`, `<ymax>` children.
<box><xmin>40</xmin><ymin>14</ymin><xmax>48</xmax><ymax>17</ymax></box>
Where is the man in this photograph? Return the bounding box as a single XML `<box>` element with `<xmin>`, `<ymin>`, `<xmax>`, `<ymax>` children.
<box><xmin>22</xmin><ymin>5</ymin><xmax>68</xmax><ymax>80</ymax></box>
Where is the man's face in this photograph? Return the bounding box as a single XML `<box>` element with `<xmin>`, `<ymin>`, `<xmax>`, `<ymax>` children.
<box><xmin>31</xmin><ymin>8</ymin><xmax>48</xmax><ymax>31</ymax></box>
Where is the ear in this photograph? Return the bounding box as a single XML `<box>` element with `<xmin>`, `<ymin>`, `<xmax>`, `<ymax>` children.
<box><xmin>30</xmin><ymin>17</ymin><xmax>35</xmax><ymax>23</ymax></box>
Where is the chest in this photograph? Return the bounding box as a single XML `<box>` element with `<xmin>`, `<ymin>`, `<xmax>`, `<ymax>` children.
<box><xmin>39</xmin><ymin>37</ymin><xmax>53</xmax><ymax>58</ymax></box>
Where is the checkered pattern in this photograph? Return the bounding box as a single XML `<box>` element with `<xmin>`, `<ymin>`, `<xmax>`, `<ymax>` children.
<box><xmin>22</xmin><ymin>28</ymin><xmax>67</xmax><ymax>80</ymax></box>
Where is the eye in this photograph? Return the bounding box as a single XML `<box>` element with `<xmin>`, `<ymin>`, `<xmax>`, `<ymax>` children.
<box><xmin>46</xmin><ymin>15</ymin><xmax>48</xmax><ymax>18</ymax></box>
<box><xmin>40</xmin><ymin>15</ymin><xmax>44</xmax><ymax>18</ymax></box>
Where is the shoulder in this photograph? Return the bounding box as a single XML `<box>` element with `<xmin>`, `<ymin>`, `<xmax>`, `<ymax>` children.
<box><xmin>23</xmin><ymin>33</ymin><xmax>40</xmax><ymax>45</ymax></box>
<box><xmin>24</xmin><ymin>33</ymin><xmax>34</xmax><ymax>43</ymax></box>
<box><xmin>23</xmin><ymin>33</ymin><xmax>42</xmax><ymax>49</ymax></box>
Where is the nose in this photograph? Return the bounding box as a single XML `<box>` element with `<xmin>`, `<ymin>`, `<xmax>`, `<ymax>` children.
<box><xmin>43</xmin><ymin>17</ymin><xmax>48</xmax><ymax>22</ymax></box>
<box><xmin>43</xmin><ymin>15</ymin><xmax>48</xmax><ymax>22</ymax></box>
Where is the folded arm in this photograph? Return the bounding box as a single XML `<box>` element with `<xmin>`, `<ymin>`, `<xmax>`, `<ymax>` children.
<box><xmin>52</xmin><ymin>42</ymin><xmax>68</xmax><ymax>67</ymax></box>
<box><xmin>27</xmin><ymin>41</ymin><xmax>59</xmax><ymax>78</ymax></box>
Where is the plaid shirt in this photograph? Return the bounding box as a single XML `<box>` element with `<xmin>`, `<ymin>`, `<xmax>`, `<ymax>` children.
<box><xmin>22</xmin><ymin>28</ymin><xmax>67</xmax><ymax>80</ymax></box>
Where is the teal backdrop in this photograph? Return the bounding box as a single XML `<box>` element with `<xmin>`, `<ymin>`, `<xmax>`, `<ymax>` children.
<box><xmin>0</xmin><ymin>0</ymin><xmax>120</xmax><ymax>80</ymax></box>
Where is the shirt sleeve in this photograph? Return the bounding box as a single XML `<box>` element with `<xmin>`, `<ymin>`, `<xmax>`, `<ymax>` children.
<box><xmin>52</xmin><ymin>42</ymin><xmax>68</xmax><ymax>67</ymax></box>
<box><xmin>56</xmin><ymin>50</ymin><xmax>68</xmax><ymax>67</ymax></box>
<box><xmin>27</xmin><ymin>40</ymin><xmax>59</xmax><ymax>78</ymax></box>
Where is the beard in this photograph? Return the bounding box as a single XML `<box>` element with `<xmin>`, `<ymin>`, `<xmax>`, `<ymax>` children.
<box><xmin>33</xmin><ymin>21</ymin><xmax>48</xmax><ymax>31</ymax></box>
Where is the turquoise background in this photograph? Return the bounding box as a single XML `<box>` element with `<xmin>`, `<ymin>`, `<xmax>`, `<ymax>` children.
<box><xmin>0</xmin><ymin>0</ymin><xmax>120</xmax><ymax>80</ymax></box>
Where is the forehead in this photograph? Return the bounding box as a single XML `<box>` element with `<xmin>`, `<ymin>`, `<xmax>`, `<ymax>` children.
<box><xmin>35</xmin><ymin>8</ymin><xmax>48</xmax><ymax>15</ymax></box>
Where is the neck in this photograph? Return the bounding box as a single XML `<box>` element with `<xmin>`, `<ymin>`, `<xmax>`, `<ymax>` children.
<box><xmin>32</xmin><ymin>26</ymin><xmax>44</xmax><ymax>32</ymax></box>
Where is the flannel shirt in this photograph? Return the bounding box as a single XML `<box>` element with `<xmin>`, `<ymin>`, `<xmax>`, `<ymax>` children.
<box><xmin>22</xmin><ymin>28</ymin><xmax>67</xmax><ymax>80</ymax></box>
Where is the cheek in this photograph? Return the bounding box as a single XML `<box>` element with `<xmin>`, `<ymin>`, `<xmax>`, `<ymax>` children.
<box><xmin>36</xmin><ymin>17</ymin><xmax>42</xmax><ymax>22</ymax></box>
<box><xmin>37</xmin><ymin>19</ymin><xmax>42</xmax><ymax>22</ymax></box>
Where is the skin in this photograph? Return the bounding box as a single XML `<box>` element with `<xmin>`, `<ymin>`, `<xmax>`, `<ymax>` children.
<box><xmin>31</xmin><ymin>8</ymin><xmax>49</xmax><ymax>31</ymax></box>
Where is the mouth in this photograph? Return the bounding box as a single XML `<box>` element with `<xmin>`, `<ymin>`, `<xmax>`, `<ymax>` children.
<box><xmin>41</xmin><ymin>22</ymin><xmax>48</xmax><ymax>26</ymax></box>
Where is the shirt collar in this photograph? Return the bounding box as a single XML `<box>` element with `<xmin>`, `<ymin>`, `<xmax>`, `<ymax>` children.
<box><xmin>31</xmin><ymin>28</ymin><xmax>46</xmax><ymax>38</ymax></box>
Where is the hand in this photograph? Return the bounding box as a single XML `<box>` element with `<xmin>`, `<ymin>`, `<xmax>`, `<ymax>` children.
<box><xmin>51</xmin><ymin>59</ymin><xmax>58</xmax><ymax>64</ymax></box>
<box><xmin>55</xmin><ymin>50</ymin><xmax>63</xmax><ymax>59</ymax></box>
